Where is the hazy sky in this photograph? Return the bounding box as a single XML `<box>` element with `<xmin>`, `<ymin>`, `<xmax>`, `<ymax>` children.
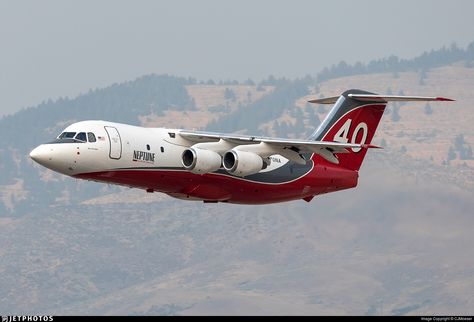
<box><xmin>1</xmin><ymin>0</ymin><xmax>474</xmax><ymax>117</ymax></box>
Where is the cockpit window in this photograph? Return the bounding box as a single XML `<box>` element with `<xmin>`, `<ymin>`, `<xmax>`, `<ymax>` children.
<box><xmin>52</xmin><ymin>131</ymin><xmax>90</xmax><ymax>144</ymax></box>
<box><xmin>75</xmin><ymin>132</ymin><xmax>87</xmax><ymax>142</ymax></box>
<box><xmin>87</xmin><ymin>132</ymin><xmax>96</xmax><ymax>142</ymax></box>
<box><xmin>58</xmin><ymin>132</ymin><xmax>76</xmax><ymax>139</ymax></box>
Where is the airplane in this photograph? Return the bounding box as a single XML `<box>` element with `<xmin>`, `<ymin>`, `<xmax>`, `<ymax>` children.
<box><xmin>29</xmin><ymin>89</ymin><xmax>453</xmax><ymax>204</ymax></box>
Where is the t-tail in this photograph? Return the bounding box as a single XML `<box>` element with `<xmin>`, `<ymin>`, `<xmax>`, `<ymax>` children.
<box><xmin>308</xmin><ymin>89</ymin><xmax>454</xmax><ymax>171</ymax></box>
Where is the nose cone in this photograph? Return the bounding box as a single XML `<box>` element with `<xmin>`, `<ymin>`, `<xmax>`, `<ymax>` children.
<box><xmin>30</xmin><ymin>145</ymin><xmax>50</xmax><ymax>166</ymax></box>
<box><xmin>29</xmin><ymin>144</ymin><xmax>73</xmax><ymax>175</ymax></box>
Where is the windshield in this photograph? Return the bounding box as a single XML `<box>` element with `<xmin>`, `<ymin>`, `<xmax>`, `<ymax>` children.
<box><xmin>58</xmin><ymin>132</ymin><xmax>76</xmax><ymax>139</ymax></box>
<box><xmin>75</xmin><ymin>132</ymin><xmax>87</xmax><ymax>142</ymax></box>
<box><xmin>54</xmin><ymin>131</ymin><xmax>91</xmax><ymax>143</ymax></box>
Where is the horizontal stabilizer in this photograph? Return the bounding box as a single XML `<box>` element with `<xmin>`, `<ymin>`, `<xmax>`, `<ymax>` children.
<box><xmin>309</xmin><ymin>94</ymin><xmax>454</xmax><ymax>104</ymax></box>
<box><xmin>347</xmin><ymin>94</ymin><xmax>455</xmax><ymax>103</ymax></box>
<box><xmin>308</xmin><ymin>96</ymin><xmax>340</xmax><ymax>104</ymax></box>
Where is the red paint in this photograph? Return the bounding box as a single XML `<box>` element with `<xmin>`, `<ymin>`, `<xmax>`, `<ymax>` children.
<box><xmin>319</xmin><ymin>104</ymin><xmax>386</xmax><ymax>171</ymax></box>
<box><xmin>75</xmin><ymin>161</ymin><xmax>358</xmax><ymax>204</ymax></box>
<box><xmin>435</xmin><ymin>97</ymin><xmax>455</xmax><ymax>101</ymax></box>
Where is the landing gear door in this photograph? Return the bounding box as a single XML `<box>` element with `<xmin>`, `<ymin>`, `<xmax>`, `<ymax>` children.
<box><xmin>104</xmin><ymin>126</ymin><xmax>122</xmax><ymax>159</ymax></box>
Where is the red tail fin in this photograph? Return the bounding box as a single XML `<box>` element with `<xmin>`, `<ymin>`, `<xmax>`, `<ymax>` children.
<box><xmin>320</xmin><ymin>102</ymin><xmax>385</xmax><ymax>171</ymax></box>
<box><xmin>309</xmin><ymin>90</ymin><xmax>386</xmax><ymax>171</ymax></box>
<box><xmin>308</xmin><ymin>89</ymin><xmax>454</xmax><ymax>171</ymax></box>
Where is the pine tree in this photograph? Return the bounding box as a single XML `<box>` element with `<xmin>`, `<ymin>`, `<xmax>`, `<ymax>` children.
<box><xmin>465</xmin><ymin>146</ymin><xmax>473</xmax><ymax>160</ymax></box>
<box><xmin>454</xmin><ymin>134</ymin><xmax>465</xmax><ymax>151</ymax></box>
<box><xmin>224</xmin><ymin>88</ymin><xmax>236</xmax><ymax>101</ymax></box>
<box><xmin>244</xmin><ymin>79</ymin><xmax>255</xmax><ymax>86</ymax></box>
<box><xmin>447</xmin><ymin>146</ymin><xmax>457</xmax><ymax>161</ymax></box>
<box><xmin>246</xmin><ymin>91</ymin><xmax>252</xmax><ymax>103</ymax></box>
<box><xmin>306</xmin><ymin>106</ymin><xmax>321</xmax><ymax>128</ymax></box>
<box><xmin>293</xmin><ymin>108</ymin><xmax>305</xmax><ymax>134</ymax></box>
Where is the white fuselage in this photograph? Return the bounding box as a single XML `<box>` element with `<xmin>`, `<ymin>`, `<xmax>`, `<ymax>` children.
<box><xmin>30</xmin><ymin>120</ymin><xmax>287</xmax><ymax>179</ymax></box>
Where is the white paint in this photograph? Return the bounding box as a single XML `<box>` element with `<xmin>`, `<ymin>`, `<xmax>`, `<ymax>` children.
<box><xmin>351</xmin><ymin>122</ymin><xmax>368</xmax><ymax>153</ymax></box>
<box><xmin>333</xmin><ymin>119</ymin><xmax>352</xmax><ymax>144</ymax></box>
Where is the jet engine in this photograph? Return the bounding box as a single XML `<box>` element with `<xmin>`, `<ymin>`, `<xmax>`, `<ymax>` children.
<box><xmin>181</xmin><ymin>147</ymin><xmax>222</xmax><ymax>174</ymax></box>
<box><xmin>223</xmin><ymin>150</ymin><xmax>265</xmax><ymax>177</ymax></box>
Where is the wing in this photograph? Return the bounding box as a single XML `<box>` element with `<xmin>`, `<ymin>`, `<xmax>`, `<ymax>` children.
<box><xmin>178</xmin><ymin>130</ymin><xmax>376</xmax><ymax>164</ymax></box>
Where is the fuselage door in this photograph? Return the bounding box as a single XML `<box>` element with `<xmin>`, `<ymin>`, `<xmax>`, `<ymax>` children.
<box><xmin>104</xmin><ymin>126</ymin><xmax>122</xmax><ymax>159</ymax></box>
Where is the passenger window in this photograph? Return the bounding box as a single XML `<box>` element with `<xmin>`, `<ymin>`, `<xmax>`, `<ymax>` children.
<box><xmin>75</xmin><ymin>132</ymin><xmax>87</xmax><ymax>142</ymax></box>
<box><xmin>87</xmin><ymin>132</ymin><xmax>96</xmax><ymax>142</ymax></box>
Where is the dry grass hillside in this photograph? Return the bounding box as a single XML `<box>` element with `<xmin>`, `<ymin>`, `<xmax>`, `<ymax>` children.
<box><xmin>140</xmin><ymin>85</ymin><xmax>274</xmax><ymax>129</ymax></box>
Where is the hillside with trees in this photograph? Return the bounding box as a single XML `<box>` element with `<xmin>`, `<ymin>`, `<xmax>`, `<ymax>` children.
<box><xmin>317</xmin><ymin>41</ymin><xmax>474</xmax><ymax>82</ymax></box>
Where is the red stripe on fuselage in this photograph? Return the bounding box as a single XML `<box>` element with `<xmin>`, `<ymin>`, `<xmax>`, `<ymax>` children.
<box><xmin>75</xmin><ymin>159</ymin><xmax>358</xmax><ymax>204</ymax></box>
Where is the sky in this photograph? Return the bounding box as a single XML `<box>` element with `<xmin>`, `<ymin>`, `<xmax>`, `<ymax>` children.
<box><xmin>1</xmin><ymin>0</ymin><xmax>474</xmax><ymax>117</ymax></box>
